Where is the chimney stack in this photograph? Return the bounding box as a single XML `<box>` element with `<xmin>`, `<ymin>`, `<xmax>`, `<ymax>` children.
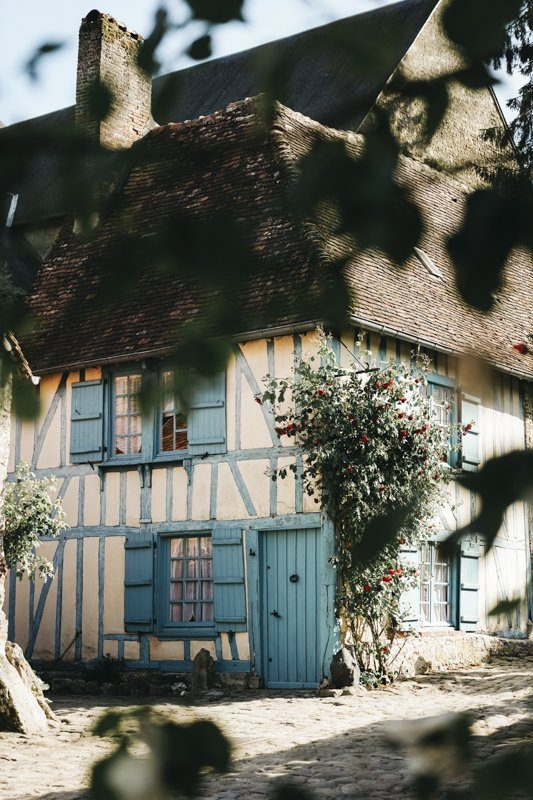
<box><xmin>76</xmin><ymin>10</ymin><xmax>155</xmax><ymax>150</ymax></box>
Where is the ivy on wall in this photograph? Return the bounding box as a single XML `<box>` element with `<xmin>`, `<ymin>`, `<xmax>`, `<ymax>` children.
<box><xmin>263</xmin><ymin>333</ymin><xmax>457</xmax><ymax>679</ymax></box>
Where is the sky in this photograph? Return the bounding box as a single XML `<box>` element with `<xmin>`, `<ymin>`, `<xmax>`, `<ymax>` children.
<box><xmin>0</xmin><ymin>0</ymin><xmax>523</xmax><ymax>126</ymax></box>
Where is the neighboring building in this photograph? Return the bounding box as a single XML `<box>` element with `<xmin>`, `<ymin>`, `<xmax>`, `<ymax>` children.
<box><xmin>1</xmin><ymin>1</ymin><xmax>532</xmax><ymax>687</ymax></box>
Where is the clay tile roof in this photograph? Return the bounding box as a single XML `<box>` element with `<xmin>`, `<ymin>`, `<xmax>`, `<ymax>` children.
<box><xmin>0</xmin><ymin>0</ymin><xmax>437</xmax><ymax>227</ymax></box>
<box><xmin>24</xmin><ymin>99</ymin><xmax>533</xmax><ymax>379</ymax></box>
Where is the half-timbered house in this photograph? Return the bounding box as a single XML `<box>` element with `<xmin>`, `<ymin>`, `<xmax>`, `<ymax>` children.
<box><xmin>1</xmin><ymin>0</ymin><xmax>532</xmax><ymax>687</ymax></box>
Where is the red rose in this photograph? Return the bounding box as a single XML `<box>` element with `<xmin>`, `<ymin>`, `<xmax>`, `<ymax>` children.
<box><xmin>434</xmin><ymin>473</ymin><xmax>441</xmax><ymax>479</ymax></box>
<box><xmin>382</xmin><ymin>575</ymin><xmax>392</xmax><ymax>583</ymax></box>
<box><xmin>398</xmin><ymin>538</ymin><xmax>406</xmax><ymax>545</ymax></box>
<box><xmin>408</xmin><ymin>415</ymin><xmax>414</xmax><ymax>420</ymax></box>
<box><xmin>363</xmin><ymin>584</ymin><xmax>371</xmax><ymax>593</ymax></box>
<box><xmin>255</xmin><ymin>397</ymin><xmax>262</xmax><ymax>404</ymax></box>
<box><xmin>361</xmin><ymin>435</ymin><xmax>369</xmax><ymax>443</ymax></box>
<box><xmin>398</xmin><ymin>413</ymin><xmax>404</xmax><ymax>419</ymax></box>
<box><xmin>314</xmin><ymin>498</ymin><xmax>320</xmax><ymax>504</ymax></box>
<box><xmin>287</xmin><ymin>423</ymin><xmax>293</xmax><ymax>431</ymax></box>
<box><xmin>379</xmin><ymin>485</ymin><xmax>385</xmax><ymax>492</ymax></box>
<box><xmin>463</xmin><ymin>423</ymin><xmax>472</xmax><ymax>432</ymax></box>
<box><xmin>347</xmin><ymin>466</ymin><xmax>353</xmax><ymax>473</ymax></box>
<box><xmin>388</xmin><ymin>568</ymin><xmax>395</xmax><ymax>575</ymax></box>
<box><xmin>375</xmin><ymin>381</ymin><xmax>382</xmax><ymax>389</ymax></box>
<box><xmin>512</xmin><ymin>342</ymin><xmax>528</xmax><ymax>354</ymax></box>
<box><xmin>400</xmin><ymin>397</ymin><xmax>407</xmax><ymax>403</ymax></box>
<box><xmin>382</xmin><ymin>646</ymin><xmax>390</xmax><ymax>654</ymax></box>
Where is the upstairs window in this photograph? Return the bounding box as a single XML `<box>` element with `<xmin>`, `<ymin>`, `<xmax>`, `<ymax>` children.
<box><xmin>425</xmin><ymin>376</ymin><xmax>457</xmax><ymax>466</ymax></box>
<box><xmin>160</xmin><ymin>370</ymin><xmax>188</xmax><ymax>453</ymax></box>
<box><xmin>113</xmin><ymin>373</ymin><xmax>142</xmax><ymax>456</ymax></box>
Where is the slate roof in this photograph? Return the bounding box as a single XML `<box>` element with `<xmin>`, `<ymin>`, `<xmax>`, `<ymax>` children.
<box><xmin>24</xmin><ymin>99</ymin><xmax>533</xmax><ymax>379</ymax></box>
<box><xmin>0</xmin><ymin>0</ymin><xmax>437</xmax><ymax>227</ymax></box>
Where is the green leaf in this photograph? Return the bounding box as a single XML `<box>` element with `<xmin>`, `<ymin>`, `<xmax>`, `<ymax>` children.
<box><xmin>86</xmin><ymin>79</ymin><xmax>114</xmax><ymax>124</ymax></box>
<box><xmin>443</xmin><ymin>0</ymin><xmax>523</xmax><ymax>63</ymax></box>
<box><xmin>92</xmin><ymin>710</ymin><xmax>124</xmax><ymax>737</ymax></box>
<box><xmin>25</xmin><ymin>42</ymin><xmax>63</xmax><ymax>82</ymax></box>
<box><xmin>187</xmin><ymin>34</ymin><xmax>212</xmax><ymax>61</ymax></box>
<box><xmin>352</xmin><ymin>504</ymin><xmax>413</xmax><ymax>566</ymax></box>
<box><xmin>448</xmin><ymin>190</ymin><xmax>532</xmax><ymax>311</ymax></box>
<box><xmin>137</xmin><ymin>8</ymin><xmax>169</xmax><ymax>75</ymax></box>
<box><xmin>442</xmin><ymin>451</ymin><xmax>533</xmax><ymax>554</ymax></box>
<box><xmin>184</xmin><ymin>0</ymin><xmax>245</xmax><ymax>24</ymax></box>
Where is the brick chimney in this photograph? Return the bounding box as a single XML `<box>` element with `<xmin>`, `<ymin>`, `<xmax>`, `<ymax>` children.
<box><xmin>76</xmin><ymin>10</ymin><xmax>156</xmax><ymax>150</ymax></box>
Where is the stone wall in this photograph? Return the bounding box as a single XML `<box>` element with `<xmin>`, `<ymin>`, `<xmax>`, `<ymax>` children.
<box><xmin>392</xmin><ymin>631</ymin><xmax>533</xmax><ymax>677</ymax></box>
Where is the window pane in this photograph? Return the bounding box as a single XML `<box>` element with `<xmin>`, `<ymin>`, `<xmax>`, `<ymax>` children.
<box><xmin>174</xmin><ymin>428</ymin><xmax>188</xmax><ymax>451</ymax></box>
<box><xmin>161</xmin><ymin>414</ymin><xmax>175</xmax><ymax>451</ymax></box>
<box><xmin>186</xmin><ymin>559</ymin><xmax>197</xmax><ymax>579</ymax></box>
<box><xmin>186</xmin><ymin>538</ymin><xmax>197</xmax><ymax>557</ymax></box>
<box><xmin>115</xmin><ymin>376</ymin><xmax>128</xmax><ymax>395</ymax></box>
<box><xmin>115</xmin><ymin>395</ymin><xmax>127</xmax><ymax>415</ymax></box>
<box><xmin>170</xmin><ymin>539</ymin><xmax>184</xmax><ymax>558</ymax></box>
<box><xmin>129</xmin><ymin>374</ymin><xmax>142</xmax><ymax>393</ymax></box>
<box><xmin>170</xmin><ymin>582</ymin><xmax>183</xmax><ymax>601</ymax></box>
<box><xmin>201</xmin><ymin>558</ymin><xmax>212</xmax><ymax>579</ymax></box>
<box><xmin>170</xmin><ymin>604</ymin><xmax>183</xmax><ymax>622</ymax></box>
<box><xmin>170</xmin><ymin>560</ymin><xmax>183</xmax><ymax>580</ymax></box>
<box><xmin>115</xmin><ymin>415</ymin><xmax>127</xmax><ymax>436</ymax></box>
<box><xmin>130</xmin><ymin>435</ymin><xmax>142</xmax><ymax>454</ymax></box>
<box><xmin>201</xmin><ymin>581</ymin><xmax>213</xmax><ymax>601</ymax></box>
<box><xmin>130</xmin><ymin>415</ymin><xmax>141</xmax><ymax>435</ymax></box>
<box><xmin>129</xmin><ymin>394</ymin><xmax>141</xmax><ymax>416</ymax></box>
<box><xmin>115</xmin><ymin>437</ymin><xmax>128</xmax><ymax>456</ymax></box>
<box><xmin>201</xmin><ymin>603</ymin><xmax>213</xmax><ymax>622</ymax></box>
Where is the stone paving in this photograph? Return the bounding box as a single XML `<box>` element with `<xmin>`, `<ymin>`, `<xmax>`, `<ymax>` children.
<box><xmin>0</xmin><ymin>655</ymin><xmax>532</xmax><ymax>800</ymax></box>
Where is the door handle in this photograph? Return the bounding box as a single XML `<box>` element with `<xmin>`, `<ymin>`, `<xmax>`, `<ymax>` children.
<box><xmin>270</xmin><ymin>610</ymin><xmax>281</xmax><ymax>618</ymax></box>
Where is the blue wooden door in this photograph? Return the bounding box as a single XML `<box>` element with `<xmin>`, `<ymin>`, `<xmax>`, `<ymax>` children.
<box><xmin>261</xmin><ymin>528</ymin><xmax>320</xmax><ymax>689</ymax></box>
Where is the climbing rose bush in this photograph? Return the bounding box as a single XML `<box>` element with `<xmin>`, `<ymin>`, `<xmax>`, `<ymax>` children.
<box><xmin>262</xmin><ymin>333</ymin><xmax>456</xmax><ymax>679</ymax></box>
<box><xmin>2</xmin><ymin>463</ymin><xmax>67</xmax><ymax>579</ymax></box>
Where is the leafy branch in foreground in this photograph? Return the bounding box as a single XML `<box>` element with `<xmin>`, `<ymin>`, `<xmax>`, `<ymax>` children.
<box><xmin>90</xmin><ymin>708</ymin><xmax>230</xmax><ymax>800</ymax></box>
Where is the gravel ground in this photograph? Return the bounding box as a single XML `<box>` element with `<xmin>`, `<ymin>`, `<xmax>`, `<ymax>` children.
<box><xmin>0</xmin><ymin>655</ymin><xmax>532</xmax><ymax>800</ymax></box>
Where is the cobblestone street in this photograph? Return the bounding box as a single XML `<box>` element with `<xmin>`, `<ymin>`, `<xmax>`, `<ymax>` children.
<box><xmin>1</xmin><ymin>655</ymin><xmax>532</xmax><ymax>800</ymax></box>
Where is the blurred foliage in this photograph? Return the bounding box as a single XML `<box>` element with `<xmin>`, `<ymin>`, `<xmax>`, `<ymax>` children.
<box><xmin>90</xmin><ymin>708</ymin><xmax>230</xmax><ymax>800</ymax></box>
<box><xmin>0</xmin><ymin>4</ymin><xmax>532</xmax><ymax>793</ymax></box>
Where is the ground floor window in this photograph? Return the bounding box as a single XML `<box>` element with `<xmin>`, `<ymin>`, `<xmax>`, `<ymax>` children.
<box><xmin>168</xmin><ymin>535</ymin><xmax>213</xmax><ymax>624</ymax></box>
<box><xmin>419</xmin><ymin>542</ymin><xmax>451</xmax><ymax>625</ymax></box>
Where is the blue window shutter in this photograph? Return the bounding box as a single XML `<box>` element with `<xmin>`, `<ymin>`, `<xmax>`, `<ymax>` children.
<box><xmin>212</xmin><ymin>527</ymin><xmax>246</xmax><ymax>632</ymax></box>
<box><xmin>188</xmin><ymin>371</ymin><xmax>226</xmax><ymax>455</ymax></box>
<box><xmin>399</xmin><ymin>546</ymin><xmax>420</xmax><ymax>629</ymax></box>
<box><xmin>70</xmin><ymin>380</ymin><xmax>104</xmax><ymax>463</ymax></box>
<box><xmin>124</xmin><ymin>533</ymin><xmax>154</xmax><ymax>632</ymax></box>
<box><xmin>461</xmin><ymin>393</ymin><xmax>481</xmax><ymax>472</ymax></box>
<box><xmin>459</xmin><ymin>535</ymin><xmax>480</xmax><ymax>632</ymax></box>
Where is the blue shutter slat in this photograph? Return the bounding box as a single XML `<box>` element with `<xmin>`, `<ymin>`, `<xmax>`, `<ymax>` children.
<box><xmin>400</xmin><ymin>547</ymin><xmax>420</xmax><ymax>629</ymax></box>
<box><xmin>212</xmin><ymin>527</ymin><xmax>246</xmax><ymax>632</ymax></box>
<box><xmin>188</xmin><ymin>372</ymin><xmax>226</xmax><ymax>456</ymax></box>
<box><xmin>461</xmin><ymin>394</ymin><xmax>481</xmax><ymax>472</ymax></box>
<box><xmin>70</xmin><ymin>380</ymin><xmax>104</xmax><ymax>463</ymax></box>
<box><xmin>459</xmin><ymin>536</ymin><xmax>480</xmax><ymax>632</ymax></box>
<box><xmin>124</xmin><ymin>534</ymin><xmax>154</xmax><ymax>632</ymax></box>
